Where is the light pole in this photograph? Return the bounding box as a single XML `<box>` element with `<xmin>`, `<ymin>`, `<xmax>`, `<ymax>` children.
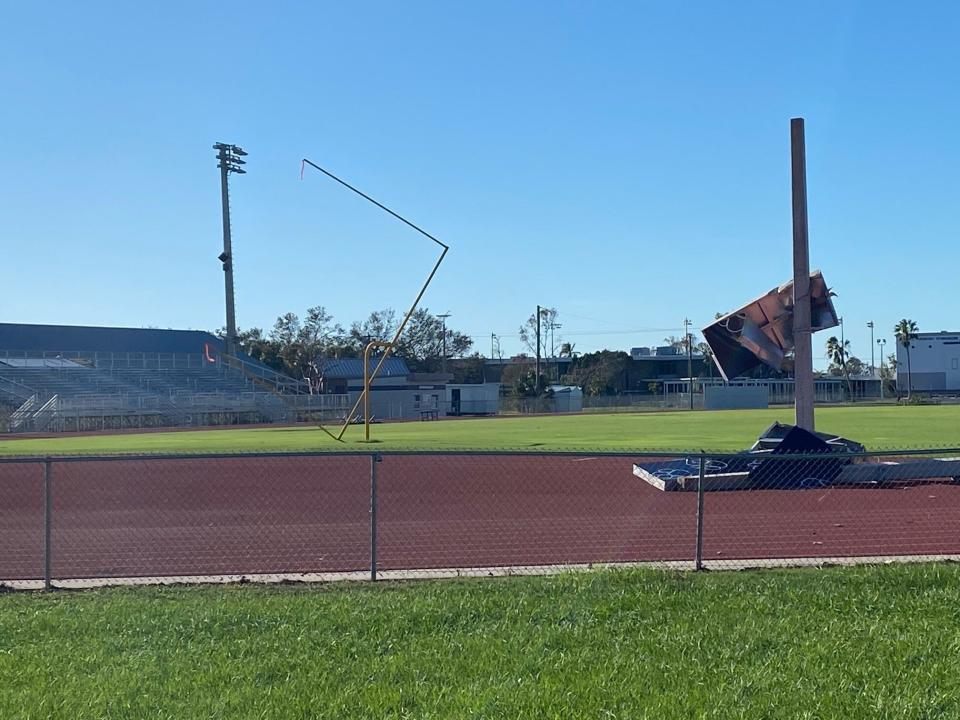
<box><xmin>438</xmin><ymin>313</ymin><xmax>451</xmax><ymax>373</ymax></box>
<box><xmin>684</xmin><ymin>318</ymin><xmax>694</xmax><ymax>410</ymax></box>
<box><xmin>549</xmin><ymin>321</ymin><xmax>562</xmax><ymax>381</ymax></box>
<box><xmin>535</xmin><ymin>305</ymin><xmax>542</xmax><ymax>393</ymax></box>
<box><xmin>867</xmin><ymin>321</ymin><xmax>875</xmax><ymax>376</ymax></box>
<box><xmin>214</xmin><ymin>142</ymin><xmax>247</xmax><ymax>357</ymax></box>
<box><xmin>877</xmin><ymin>338</ymin><xmax>887</xmax><ymax>400</ymax></box>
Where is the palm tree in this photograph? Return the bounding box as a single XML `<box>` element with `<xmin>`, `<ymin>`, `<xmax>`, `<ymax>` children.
<box><xmin>825</xmin><ymin>336</ymin><xmax>853</xmax><ymax>400</ymax></box>
<box><xmin>894</xmin><ymin>319</ymin><xmax>919</xmax><ymax>399</ymax></box>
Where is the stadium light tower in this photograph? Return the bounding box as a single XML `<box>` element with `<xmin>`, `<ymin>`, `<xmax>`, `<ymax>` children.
<box><xmin>214</xmin><ymin>142</ymin><xmax>247</xmax><ymax>356</ymax></box>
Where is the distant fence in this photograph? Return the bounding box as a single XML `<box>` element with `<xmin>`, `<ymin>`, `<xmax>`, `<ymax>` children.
<box><xmin>3</xmin><ymin>448</ymin><xmax>959</xmax><ymax>590</ymax></box>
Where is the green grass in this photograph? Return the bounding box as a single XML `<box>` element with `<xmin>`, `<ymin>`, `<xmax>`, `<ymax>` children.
<box><xmin>3</xmin><ymin>564</ymin><xmax>960</xmax><ymax>718</ymax></box>
<box><xmin>2</xmin><ymin>404</ymin><xmax>960</xmax><ymax>456</ymax></box>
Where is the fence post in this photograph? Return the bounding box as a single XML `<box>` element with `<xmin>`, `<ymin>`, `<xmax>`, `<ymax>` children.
<box><xmin>695</xmin><ymin>452</ymin><xmax>705</xmax><ymax>571</ymax></box>
<box><xmin>370</xmin><ymin>453</ymin><xmax>381</xmax><ymax>581</ymax></box>
<box><xmin>43</xmin><ymin>459</ymin><xmax>53</xmax><ymax>591</ymax></box>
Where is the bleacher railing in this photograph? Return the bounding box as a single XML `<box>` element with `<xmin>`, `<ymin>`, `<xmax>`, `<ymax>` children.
<box><xmin>0</xmin><ymin>351</ymin><xmax>350</xmax><ymax>432</ymax></box>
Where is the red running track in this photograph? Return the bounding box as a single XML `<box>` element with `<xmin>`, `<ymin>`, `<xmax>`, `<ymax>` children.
<box><xmin>2</xmin><ymin>454</ymin><xmax>959</xmax><ymax>581</ymax></box>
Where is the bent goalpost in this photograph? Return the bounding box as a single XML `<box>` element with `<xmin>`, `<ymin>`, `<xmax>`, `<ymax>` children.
<box><xmin>300</xmin><ymin>158</ymin><xmax>449</xmax><ymax>442</ymax></box>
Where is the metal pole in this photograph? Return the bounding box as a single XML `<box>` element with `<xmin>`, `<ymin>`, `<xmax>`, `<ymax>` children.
<box><xmin>438</xmin><ymin>313</ymin><xmax>451</xmax><ymax>374</ymax></box>
<box><xmin>695</xmin><ymin>453</ymin><xmax>705</xmax><ymax>571</ymax></box>
<box><xmin>364</xmin><ymin>344</ymin><xmax>371</xmax><ymax>442</ymax></box>
<box><xmin>868</xmin><ymin>321</ymin><xmax>875</xmax><ymax>376</ymax></box>
<box><xmin>218</xmin><ymin>150</ymin><xmax>237</xmax><ymax>357</ymax></box>
<box><xmin>43</xmin><ymin>460</ymin><xmax>52</xmax><ymax>591</ymax></box>
<box><xmin>791</xmin><ymin>117</ymin><xmax>815</xmax><ymax>431</ymax></box>
<box><xmin>878</xmin><ymin>338</ymin><xmax>886</xmax><ymax>400</ymax></box>
<box><xmin>535</xmin><ymin>306</ymin><xmax>541</xmax><ymax>395</ymax></box>
<box><xmin>370</xmin><ymin>453</ymin><xmax>380</xmax><ymax>581</ymax></box>
<box><xmin>685</xmin><ymin>318</ymin><xmax>693</xmax><ymax>410</ymax></box>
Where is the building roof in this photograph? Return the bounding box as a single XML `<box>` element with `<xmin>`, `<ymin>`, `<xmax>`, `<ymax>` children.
<box><xmin>319</xmin><ymin>357</ymin><xmax>410</xmax><ymax>379</ymax></box>
<box><xmin>0</xmin><ymin>323</ymin><xmax>224</xmax><ymax>354</ymax></box>
<box><xmin>0</xmin><ymin>322</ymin><xmax>283</xmax><ymax>378</ymax></box>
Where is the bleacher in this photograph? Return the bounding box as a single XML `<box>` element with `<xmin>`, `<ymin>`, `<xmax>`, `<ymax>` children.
<box><xmin>0</xmin><ymin>323</ymin><xmax>348</xmax><ymax>433</ymax></box>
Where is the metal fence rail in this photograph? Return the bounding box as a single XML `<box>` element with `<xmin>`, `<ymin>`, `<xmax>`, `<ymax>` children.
<box><xmin>2</xmin><ymin>448</ymin><xmax>959</xmax><ymax>590</ymax></box>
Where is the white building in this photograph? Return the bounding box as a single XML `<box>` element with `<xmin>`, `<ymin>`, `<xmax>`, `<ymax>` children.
<box><xmin>445</xmin><ymin>383</ymin><xmax>500</xmax><ymax>415</ymax></box>
<box><xmin>896</xmin><ymin>331</ymin><xmax>960</xmax><ymax>392</ymax></box>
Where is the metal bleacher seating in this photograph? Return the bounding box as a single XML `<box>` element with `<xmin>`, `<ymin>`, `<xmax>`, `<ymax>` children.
<box><xmin>0</xmin><ymin>353</ymin><xmax>301</xmax><ymax>432</ymax></box>
<box><xmin>0</xmin><ymin>323</ymin><xmax>350</xmax><ymax>433</ymax></box>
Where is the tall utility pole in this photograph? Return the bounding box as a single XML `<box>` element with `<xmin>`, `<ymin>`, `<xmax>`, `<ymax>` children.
<box><xmin>877</xmin><ymin>338</ymin><xmax>887</xmax><ymax>399</ymax></box>
<box><xmin>684</xmin><ymin>318</ymin><xmax>694</xmax><ymax>410</ymax></box>
<box><xmin>867</xmin><ymin>321</ymin><xmax>875</xmax><ymax>375</ymax></box>
<box><xmin>214</xmin><ymin>142</ymin><xmax>247</xmax><ymax>357</ymax></box>
<box><xmin>535</xmin><ymin>305</ymin><xmax>542</xmax><ymax>394</ymax></box>
<box><xmin>438</xmin><ymin>313</ymin><xmax>451</xmax><ymax>373</ymax></box>
<box><xmin>790</xmin><ymin>118</ymin><xmax>815</xmax><ymax>432</ymax></box>
<box><xmin>491</xmin><ymin>332</ymin><xmax>497</xmax><ymax>359</ymax></box>
<box><xmin>549</xmin><ymin>321</ymin><xmax>562</xmax><ymax>382</ymax></box>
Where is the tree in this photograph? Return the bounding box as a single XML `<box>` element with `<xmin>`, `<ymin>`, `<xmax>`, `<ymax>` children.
<box><xmin>844</xmin><ymin>356</ymin><xmax>865</xmax><ymax>377</ymax></box>
<box><xmin>518</xmin><ymin>307</ymin><xmax>559</xmax><ymax>356</ymax></box>
<box><xmin>825</xmin><ymin>336</ymin><xmax>854</xmax><ymax>400</ymax></box>
<box><xmin>300</xmin><ymin>306</ymin><xmax>343</xmax><ymax>354</ymax></box>
<box><xmin>451</xmin><ymin>353</ymin><xmax>486</xmax><ymax>384</ymax></box>
<box><xmin>881</xmin><ymin>353</ymin><xmax>898</xmax><ymax>397</ymax></box>
<box><xmin>696</xmin><ymin>341</ymin><xmax>715</xmax><ymax>378</ymax></box>
<box><xmin>894</xmin><ymin>319</ymin><xmax>919</xmax><ymax>399</ymax></box>
<box><xmin>395</xmin><ymin>308</ymin><xmax>472</xmax><ymax>372</ymax></box>
<box><xmin>350</xmin><ymin>308</ymin><xmax>472</xmax><ymax>372</ymax></box>
<box><xmin>349</xmin><ymin>308</ymin><xmax>399</xmax><ymax>348</ymax></box>
<box><xmin>271</xmin><ymin>313</ymin><xmax>301</xmax><ymax>346</ymax></box>
<box><xmin>886</xmin><ymin>353</ymin><xmax>898</xmax><ymax>373</ymax></box>
<box><xmin>561</xmin><ymin>350</ymin><xmax>632</xmax><ymax>396</ymax></box>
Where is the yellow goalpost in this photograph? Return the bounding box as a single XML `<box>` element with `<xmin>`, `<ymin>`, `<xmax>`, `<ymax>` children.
<box><xmin>301</xmin><ymin>158</ymin><xmax>449</xmax><ymax>442</ymax></box>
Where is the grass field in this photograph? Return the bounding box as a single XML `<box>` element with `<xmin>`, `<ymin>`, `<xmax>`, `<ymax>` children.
<box><xmin>1</xmin><ymin>564</ymin><xmax>958</xmax><ymax>719</ymax></box>
<box><xmin>2</xmin><ymin>404</ymin><xmax>960</xmax><ymax>456</ymax></box>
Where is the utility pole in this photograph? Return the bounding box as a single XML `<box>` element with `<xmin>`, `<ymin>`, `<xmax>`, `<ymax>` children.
<box><xmin>214</xmin><ymin>142</ymin><xmax>247</xmax><ymax>357</ymax></box>
<box><xmin>549</xmin><ymin>321</ymin><xmax>562</xmax><ymax>382</ymax></box>
<box><xmin>684</xmin><ymin>318</ymin><xmax>694</xmax><ymax>410</ymax></box>
<box><xmin>535</xmin><ymin>305</ymin><xmax>542</xmax><ymax>395</ymax></box>
<box><xmin>867</xmin><ymin>321</ymin><xmax>875</xmax><ymax>375</ymax></box>
<box><xmin>438</xmin><ymin>313</ymin><xmax>451</xmax><ymax>373</ymax></box>
<box><xmin>877</xmin><ymin>337</ymin><xmax>887</xmax><ymax>400</ymax></box>
<box><xmin>491</xmin><ymin>332</ymin><xmax>497</xmax><ymax>359</ymax></box>
<box><xmin>790</xmin><ymin>118</ymin><xmax>815</xmax><ymax>432</ymax></box>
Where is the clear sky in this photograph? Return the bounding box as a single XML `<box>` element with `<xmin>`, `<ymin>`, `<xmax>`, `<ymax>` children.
<box><xmin>3</xmin><ymin>2</ymin><xmax>958</xmax><ymax>368</ymax></box>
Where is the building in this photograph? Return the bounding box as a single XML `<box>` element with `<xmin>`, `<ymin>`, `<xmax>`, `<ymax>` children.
<box><xmin>547</xmin><ymin>385</ymin><xmax>583</xmax><ymax>412</ymax></box>
<box><xmin>445</xmin><ymin>382</ymin><xmax>500</xmax><ymax>415</ymax></box>
<box><xmin>629</xmin><ymin>346</ymin><xmax>708</xmax><ymax>383</ymax></box>
<box><xmin>896</xmin><ymin>331</ymin><xmax>960</xmax><ymax>392</ymax></box>
<box><xmin>481</xmin><ymin>348</ymin><xmax>709</xmax><ymax>391</ymax></box>
<box><xmin>319</xmin><ymin>357</ymin><xmax>451</xmax><ymax>421</ymax></box>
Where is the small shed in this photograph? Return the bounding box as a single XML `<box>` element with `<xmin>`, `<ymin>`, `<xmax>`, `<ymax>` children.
<box><xmin>446</xmin><ymin>383</ymin><xmax>500</xmax><ymax>415</ymax></box>
<box><xmin>548</xmin><ymin>385</ymin><xmax>583</xmax><ymax>413</ymax></box>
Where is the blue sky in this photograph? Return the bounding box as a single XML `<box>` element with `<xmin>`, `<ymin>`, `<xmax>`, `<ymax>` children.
<box><xmin>2</xmin><ymin>2</ymin><xmax>958</xmax><ymax>367</ymax></box>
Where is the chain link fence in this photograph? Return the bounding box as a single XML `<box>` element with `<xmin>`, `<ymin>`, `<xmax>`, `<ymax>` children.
<box><xmin>2</xmin><ymin>449</ymin><xmax>959</xmax><ymax>589</ymax></box>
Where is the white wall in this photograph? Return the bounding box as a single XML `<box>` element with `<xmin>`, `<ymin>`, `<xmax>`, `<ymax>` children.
<box><xmin>896</xmin><ymin>333</ymin><xmax>960</xmax><ymax>391</ymax></box>
<box><xmin>446</xmin><ymin>383</ymin><xmax>500</xmax><ymax>414</ymax></box>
